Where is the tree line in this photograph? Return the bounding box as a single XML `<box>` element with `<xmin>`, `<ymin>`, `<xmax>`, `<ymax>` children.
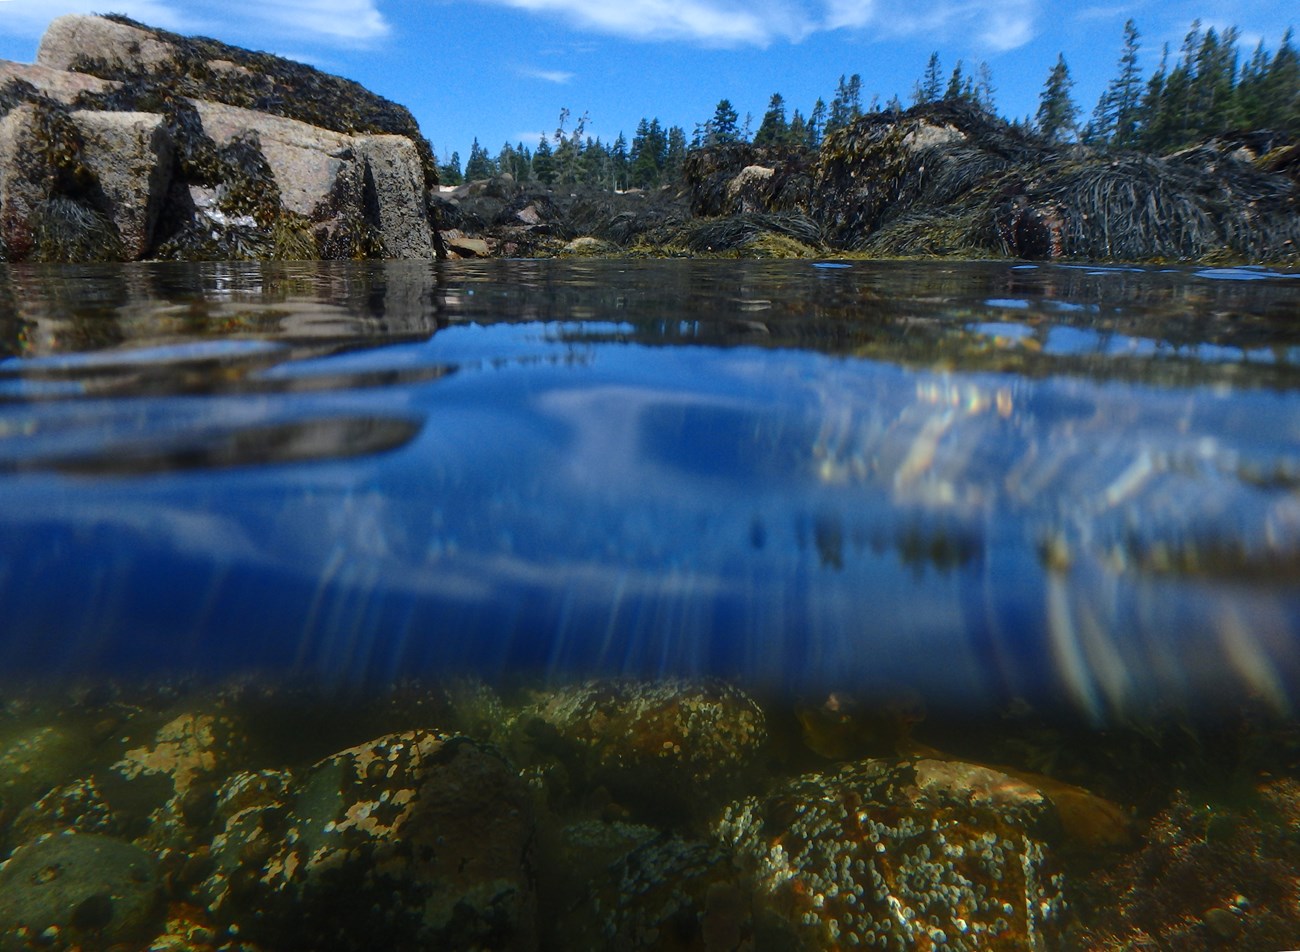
<box><xmin>437</xmin><ymin>19</ymin><xmax>1297</xmax><ymax>190</ymax></box>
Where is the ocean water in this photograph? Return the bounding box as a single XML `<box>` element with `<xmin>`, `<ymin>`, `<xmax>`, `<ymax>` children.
<box><xmin>2</xmin><ymin>257</ymin><xmax>1300</xmax><ymax>950</ymax></box>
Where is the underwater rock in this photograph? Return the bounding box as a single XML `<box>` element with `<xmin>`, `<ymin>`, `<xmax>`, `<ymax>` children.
<box><xmin>715</xmin><ymin>757</ymin><xmax>1066</xmax><ymax>951</ymax></box>
<box><xmin>522</xmin><ymin>680</ymin><xmax>768</xmax><ymax>823</ymax></box>
<box><xmin>552</xmin><ymin>823</ymin><xmax>755</xmax><ymax>951</ymax></box>
<box><xmin>199</xmin><ymin>729</ymin><xmax>536</xmax><ymax>951</ymax></box>
<box><xmin>11</xmin><ymin>707</ymin><xmax>252</xmax><ymax>855</ymax></box>
<box><xmin>0</xmin><ymin>832</ymin><xmax>163</xmax><ymax>951</ymax></box>
<box><xmin>0</xmin><ymin>724</ymin><xmax>95</xmax><ymax>849</ymax></box>
<box><xmin>70</xmin><ymin>109</ymin><xmax>172</xmax><ymax>258</ymax></box>
<box><xmin>1073</xmin><ymin>779</ymin><xmax>1300</xmax><ymax>950</ymax></box>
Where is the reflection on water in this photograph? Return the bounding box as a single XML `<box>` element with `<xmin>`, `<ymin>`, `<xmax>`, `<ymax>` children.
<box><xmin>0</xmin><ymin>260</ymin><xmax>1299</xmax><ymax>722</ymax></box>
<box><xmin>7</xmin><ymin>259</ymin><xmax>1300</xmax><ymax>951</ymax></box>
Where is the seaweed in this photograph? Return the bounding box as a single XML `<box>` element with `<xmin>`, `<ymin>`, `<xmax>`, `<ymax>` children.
<box><xmin>77</xmin><ymin>16</ymin><xmax>437</xmax><ymax>189</ymax></box>
<box><xmin>810</xmin><ymin>100</ymin><xmax>1300</xmax><ymax>262</ymax></box>
<box><xmin>0</xmin><ymin>78</ymin><xmax>39</xmax><ymax>117</ymax></box>
<box><xmin>677</xmin><ymin>212</ymin><xmax>823</xmax><ymax>254</ymax></box>
<box><xmin>214</xmin><ymin>130</ymin><xmax>280</xmax><ymax>227</ymax></box>
<box><xmin>30</xmin><ymin>195</ymin><xmax>123</xmax><ymax>263</ymax></box>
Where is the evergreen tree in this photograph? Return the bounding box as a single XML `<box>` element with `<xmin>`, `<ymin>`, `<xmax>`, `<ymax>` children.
<box><xmin>1261</xmin><ymin>28</ymin><xmax>1300</xmax><ymax>133</ymax></box>
<box><xmin>697</xmin><ymin>99</ymin><xmax>741</xmax><ymax>146</ymax></box>
<box><xmin>1191</xmin><ymin>26</ymin><xmax>1241</xmax><ymax>135</ymax></box>
<box><xmin>974</xmin><ymin>62</ymin><xmax>997</xmax><ymax>113</ymax></box>
<box><xmin>631</xmin><ymin>117</ymin><xmax>669</xmax><ymax>187</ymax></box>
<box><xmin>464</xmin><ymin>137</ymin><xmax>496</xmax><ymax>180</ymax></box>
<box><xmin>754</xmin><ymin>93</ymin><xmax>790</xmax><ymax>146</ymax></box>
<box><xmin>1089</xmin><ymin>18</ymin><xmax>1144</xmax><ymax>148</ymax></box>
<box><xmin>788</xmin><ymin>109</ymin><xmax>808</xmax><ymax>148</ymax></box>
<box><xmin>611</xmin><ymin>133</ymin><xmax>630</xmax><ymax>190</ymax></box>
<box><xmin>438</xmin><ymin>151</ymin><xmax>463</xmax><ymax>185</ymax></box>
<box><xmin>1035</xmin><ymin>54</ymin><xmax>1079</xmax><ymax>142</ymax></box>
<box><xmin>827</xmin><ymin>74</ymin><xmax>863</xmax><ymax>134</ymax></box>
<box><xmin>532</xmin><ymin>135</ymin><xmax>556</xmax><ymax>184</ymax></box>
<box><xmin>807</xmin><ymin>98</ymin><xmax>827</xmax><ymax>146</ymax></box>
<box><xmin>665</xmin><ymin>126</ymin><xmax>688</xmax><ymax>181</ymax></box>
<box><xmin>913</xmin><ymin>52</ymin><xmax>944</xmax><ymax>105</ymax></box>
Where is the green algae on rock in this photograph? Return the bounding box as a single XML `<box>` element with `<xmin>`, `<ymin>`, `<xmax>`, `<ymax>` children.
<box><xmin>0</xmin><ymin>832</ymin><xmax>163</xmax><ymax>952</ymax></box>
<box><xmin>199</xmin><ymin>729</ymin><xmax>537</xmax><ymax>952</ymax></box>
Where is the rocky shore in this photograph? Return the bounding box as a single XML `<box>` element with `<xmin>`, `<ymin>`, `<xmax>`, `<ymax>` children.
<box><xmin>1</xmin><ymin>15</ymin><xmax>1297</xmax><ymax>266</ymax></box>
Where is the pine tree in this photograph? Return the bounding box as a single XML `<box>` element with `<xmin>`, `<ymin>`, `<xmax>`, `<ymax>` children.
<box><xmin>913</xmin><ymin>52</ymin><xmax>943</xmax><ymax>105</ymax></box>
<box><xmin>631</xmin><ymin>117</ymin><xmax>670</xmax><ymax>187</ymax></box>
<box><xmin>944</xmin><ymin>62</ymin><xmax>967</xmax><ymax>102</ymax></box>
<box><xmin>827</xmin><ymin>74</ymin><xmax>863</xmax><ymax>134</ymax></box>
<box><xmin>1258</xmin><ymin>27</ymin><xmax>1299</xmax><ymax>133</ymax></box>
<box><xmin>1089</xmin><ymin>18</ymin><xmax>1143</xmax><ymax>148</ymax></box>
<box><xmin>665</xmin><ymin>126</ymin><xmax>688</xmax><ymax>181</ymax></box>
<box><xmin>611</xmin><ymin>133</ymin><xmax>630</xmax><ymax>191</ymax></box>
<box><xmin>705</xmin><ymin>99</ymin><xmax>741</xmax><ymax>145</ymax></box>
<box><xmin>754</xmin><ymin>93</ymin><xmax>789</xmax><ymax>147</ymax></box>
<box><xmin>439</xmin><ymin>150</ymin><xmax>463</xmax><ymax>185</ymax></box>
<box><xmin>788</xmin><ymin>109</ymin><xmax>808</xmax><ymax>148</ymax></box>
<box><xmin>1191</xmin><ymin>27</ymin><xmax>1241</xmax><ymax>135</ymax></box>
<box><xmin>464</xmin><ymin>137</ymin><xmax>495</xmax><ymax>180</ymax></box>
<box><xmin>807</xmin><ymin>99</ymin><xmax>827</xmax><ymax>146</ymax></box>
<box><xmin>532</xmin><ymin>136</ymin><xmax>555</xmax><ymax>184</ymax></box>
<box><xmin>1035</xmin><ymin>54</ymin><xmax>1079</xmax><ymax>142</ymax></box>
<box><xmin>974</xmin><ymin>62</ymin><xmax>997</xmax><ymax>113</ymax></box>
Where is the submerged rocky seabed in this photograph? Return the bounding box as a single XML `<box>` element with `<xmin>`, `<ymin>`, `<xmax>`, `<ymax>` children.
<box><xmin>1</xmin><ymin>674</ymin><xmax>1299</xmax><ymax>952</ymax></box>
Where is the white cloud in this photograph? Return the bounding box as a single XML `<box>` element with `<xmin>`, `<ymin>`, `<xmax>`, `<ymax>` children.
<box><xmin>479</xmin><ymin>0</ymin><xmax>816</xmax><ymax>46</ymax></box>
<box><xmin>518</xmin><ymin>65</ymin><xmax>575</xmax><ymax>83</ymax></box>
<box><xmin>0</xmin><ymin>0</ymin><xmax>388</xmax><ymax>47</ymax></box>
<box><xmin>822</xmin><ymin>0</ymin><xmax>1038</xmax><ymax>50</ymax></box>
<box><xmin>823</xmin><ymin>0</ymin><xmax>876</xmax><ymax>31</ymax></box>
<box><xmin>474</xmin><ymin>0</ymin><xmax>1038</xmax><ymax>50</ymax></box>
<box><xmin>0</xmin><ymin>0</ymin><xmax>184</xmax><ymax>39</ymax></box>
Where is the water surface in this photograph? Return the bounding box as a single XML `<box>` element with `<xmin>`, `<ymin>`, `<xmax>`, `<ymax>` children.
<box><xmin>2</xmin><ymin>258</ymin><xmax>1299</xmax><ymax>722</ymax></box>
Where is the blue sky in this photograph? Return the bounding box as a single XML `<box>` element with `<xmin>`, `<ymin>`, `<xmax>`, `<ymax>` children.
<box><xmin>0</xmin><ymin>1</ymin><xmax>1294</xmax><ymax>166</ymax></box>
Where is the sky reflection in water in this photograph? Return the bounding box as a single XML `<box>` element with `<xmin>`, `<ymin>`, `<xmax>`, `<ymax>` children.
<box><xmin>1</xmin><ymin>259</ymin><xmax>1299</xmax><ymax>722</ymax></box>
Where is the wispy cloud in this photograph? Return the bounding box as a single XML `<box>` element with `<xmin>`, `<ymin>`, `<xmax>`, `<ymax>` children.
<box><xmin>0</xmin><ymin>0</ymin><xmax>389</xmax><ymax>46</ymax></box>
<box><xmin>473</xmin><ymin>0</ymin><xmax>1038</xmax><ymax>50</ymax></box>
<box><xmin>823</xmin><ymin>0</ymin><xmax>1038</xmax><ymax>51</ymax></box>
<box><xmin>477</xmin><ymin>0</ymin><xmax>817</xmax><ymax>47</ymax></box>
<box><xmin>518</xmin><ymin>65</ymin><xmax>575</xmax><ymax>83</ymax></box>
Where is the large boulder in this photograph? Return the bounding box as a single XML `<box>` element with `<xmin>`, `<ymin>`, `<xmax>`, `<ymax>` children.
<box><xmin>199</xmin><ymin>730</ymin><xmax>537</xmax><ymax>951</ymax></box>
<box><xmin>70</xmin><ymin>109</ymin><xmax>172</xmax><ymax>258</ymax></box>
<box><xmin>192</xmin><ymin>101</ymin><xmax>351</xmax><ymax>218</ymax></box>
<box><xmin>1</xmin><ymin>14</ymin><xmax>443</xmax><ymax>262</ymax></box>
<box><xmin>37</xmin><ymin>14</ymin><xmax>176</xmax><ymax>75</ymax></box>
<box><xmin>0</xmin><ymin>105</ymin><xmax>44</xmax><ymax>259</ymax></box>
<box><xmin>0</xmin><ymin>61</ymin><xmax>113</xmax><ymax>105</ymax></box>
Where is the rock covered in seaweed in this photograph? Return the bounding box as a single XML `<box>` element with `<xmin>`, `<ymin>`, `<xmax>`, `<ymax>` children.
<box><xmin>715</xmin><ymin>757</ymin><xmax>1067</xmax><ymax>951</ymax></box>
<box><xmin>519</xmin><ymin>679</ymin><xmax>768</xmax><ymax>822</ymax></box>
<box><xmin>198</xmin><ymin>729</ymin><xmax>537</xmax><ymax>952</ymax></box>
<box><xmin>0</xmin><ymin>14</ymin><xmax>440</xmax><ymax>263</ymax></box>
